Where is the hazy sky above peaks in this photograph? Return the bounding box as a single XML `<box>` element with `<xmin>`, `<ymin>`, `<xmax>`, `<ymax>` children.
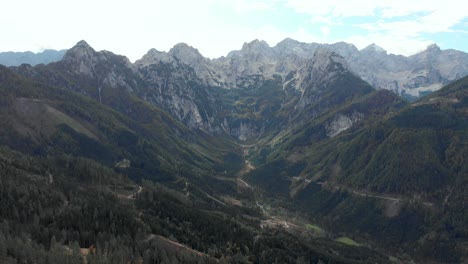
<box><xmin>1</xmin><ymin>0</ymin><xmax>467</xmax><ymax>61</ymax></box>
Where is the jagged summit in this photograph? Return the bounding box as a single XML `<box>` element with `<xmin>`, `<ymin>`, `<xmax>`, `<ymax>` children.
<box><xmin>227</xmin><ymin>39</ymin><xmax>272</xmax><ymax>58</ymax></box>
<box><xmin>361</xmin><ymin>43</ymin><xmax>387</xmax><ymax>54</ymax></box>
<box><xmin>276</xmin><ymin>37</ymin><xmax>301</xmax><ymax>46</ymax></box>
<box><xmin>294</xmin><ymin>48</ymin><xmax>350</xmax><ymax>93</ymax></box>
<box><xmin>275</xmin><ymin>38</ymin><xmax>312</xmax><ymax>50</ymax></box>
<box><xmin>242</xmin><ymin>39</ymin><xmax>272</xmax><ymax>55</ymax></box>
<box><xmin>312</xmin><ymin>47</ymin><xmax>349</xmax><ymax>72</ymax></box>
<box><xmin>170</xmin><ymin>43</ymin><xmax>202</xmax><ymax>56</ymax></box>
<box><xmin>75</xmin><ymin>40</ymin><xmax>91</xmax><ymax>48</ymax></box>
<box><xmin>426</xmin><ymin>43</ymin><xmax>441</xmax><ymax>50</ymax></box>
<box><xmin>424</xmin><ymin>43</ymin><xmax>442</xmax><ymax>55</ymax></box>
<box><xmin>135</xmin><ymin>48</ymin><xmax>175</xmax><ymax>66</ymax></box>
<box><xmin>242</xmin><ymin>39</ymin><xmax>270</xmax><ymax>50</ymax></box>
<box><xmin>62</xmin><ymin>40</ymin><xmax>97</xmax><ymax>62</ymax></box>
<box><xmin>8</xmin><ymin>38</ymin><xmax>465</xmax><ymax>97</ymax></box>
<box><xmin>292</xmin><ymin>47</ymin><xmax>373</xmax><ymax>113</ymax></box>
<box><xmin>169</xmin><ymin>43</ymin><xmax>205</xmax><ymax>63</ymax></box>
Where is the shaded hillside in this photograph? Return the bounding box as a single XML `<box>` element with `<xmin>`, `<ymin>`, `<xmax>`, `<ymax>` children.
<box><xmin>304</xmin><ymin>75</ymin><xmax>468</xmax><ymax>199</ymax></box>
<box><xmin>0</xmin><ymin>66</ymin><xmax>393</xmax><ymax>263</ymax></box>
<box><xmin>247</xmin><ymin>76</ymin><xmax>468</xmax><ymax>262</ymax></box>
<box><xmin>0</xmin><ymin>65</ymin><xmax>240</xmax><ymax>183</ymax></box>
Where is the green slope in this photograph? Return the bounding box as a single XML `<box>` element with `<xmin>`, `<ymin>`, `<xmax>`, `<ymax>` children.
<box><xmin>246</xmin><ymin>76</ymin><xmax>468</xmax><ymax>262</ymax></box>
<box><xmin>0</xmin><ymin>65</ymin><xmax>240</xmax><ymax>183</ymax></box>
<box><xmin>0</xmin><ymin>65</ymin><xmax>393</xmax><ymax>263</ymax></box>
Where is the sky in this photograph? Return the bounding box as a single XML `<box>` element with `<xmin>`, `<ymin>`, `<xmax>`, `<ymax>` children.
<box><xmin>1</xmin><ymin>0</ymin><xmax>467</xmax><ymax>61</ymax></box>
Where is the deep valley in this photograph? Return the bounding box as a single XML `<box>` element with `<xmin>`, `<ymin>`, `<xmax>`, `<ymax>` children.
<box><xmin>0</xmin><ymin>39</ymin><xmax>467</xmax><ymax>263</ymax></box>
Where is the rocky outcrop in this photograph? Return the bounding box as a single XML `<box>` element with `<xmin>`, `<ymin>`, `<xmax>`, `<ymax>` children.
<box><xmin>59</xmin><ymin>41</ymin><xmax>140</xmax><ymax>100</ymax></box>
<box><xmin>293</xmin><ymin>49</ymin><xmax>351</xmax><ymax>110</ymax></box>
<box><xmin>138</xmin><ymin>59</ymin><xmax>213</xmax><ymax>130</ymax></box>
<box><xmin>326</xmin><ymin>112</ymin><xmax>364</xmax><ymax>138</ymax></box>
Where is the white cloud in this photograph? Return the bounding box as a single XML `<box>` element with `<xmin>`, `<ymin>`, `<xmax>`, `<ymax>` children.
<box><xmin>220</xmin><ymin>0</ymin><xmax>276</xmax><ymax>12</ymax></box>
<box><xmin>286</xmin><ymin>0</ymin><xmax>381</xmax><ymax>17</ymax></box>
<box><xmin>285</xmin><ymin>0</ymin><xmax>468</xmax><ymax>55</ymax></box>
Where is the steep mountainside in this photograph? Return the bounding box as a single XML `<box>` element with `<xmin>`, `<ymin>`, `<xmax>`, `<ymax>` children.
<box><xmin>0</xmin><ymin>56</ymin><xmax>393</xmax><ymax>263</ymax></box>
<box><xmin>247</xmin><ymin>76</ymin><xmax>468</xmax><ymax>263</ymax></box>
<box><xmin>1</xmin><ymin>39</ymin><xmax>467</xmax><ymax>263</ymax></box>
<box><xmin>0</xmin><ymin>65</ymin><xmax>238</xmax><ymax>183</ymax></box>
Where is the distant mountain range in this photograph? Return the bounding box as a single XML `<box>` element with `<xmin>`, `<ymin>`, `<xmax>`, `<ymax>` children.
<box><xmin>3</xmin><ymin>39</ymin><xmax>468</xmax><ymax>99</ymax></box>
<box><xmin>0</xmin><ymin>49</ymin><xmax>66</xmax><ymax>66</ymax></box>
<box><xmin>0</xmin><ymin>39</ymin><xmax>467</xmax><ymax>263</ymax></box>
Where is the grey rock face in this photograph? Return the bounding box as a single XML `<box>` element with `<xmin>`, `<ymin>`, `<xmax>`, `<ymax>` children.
<box><xmin>293</xmin><ymin>49</ymin><xmax>350</xmax><ymax>110</ymax></box>
<box><xmin>60</xmin><ymin>41</ymin><xmax>140</xmax><ymax>100</ymax></box>
<box><xmin>155</xmin><ymin>39</ymin><xmax>468</xmax><ymax>97</ymax></box>
<box><xmin>81</xmin><ymin>38</ymin><xmax>467</xmax><ymax>102</ymax></box>
<box><xmin>326</xmin><ymin>112</ymin><xmax>364</xmax><ymax>138</ymax></box>
<box><xmin>137</xmin><ymin>59</ymin><xmax>211</xmax><ymax>130</ymax></box>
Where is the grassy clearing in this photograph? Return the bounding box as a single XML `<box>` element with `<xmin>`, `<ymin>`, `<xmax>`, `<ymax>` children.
<box><xmin>305</xmin><ymin>224</ymin><xmax>325</xmax><ymax>234</ymax></box>
<box><xmin>335</xmin><ymin>237</ymin><xmax>361</xmax><ymax>247</ymax></box>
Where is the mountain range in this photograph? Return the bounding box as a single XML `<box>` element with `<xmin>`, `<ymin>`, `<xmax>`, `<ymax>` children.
<box><xmin>0</xmin><ymin>49</ymin><xmax>66</xmax><ymax>66</ymax></box>
<box><xmin>3</xmin><ymin>39</ymin><xmax>468</xmax><ymax>100</ymax></box>
<box><xmin>0</xmin><ymin>39</ymin><xmax>466</xmax><ymax>263</ymax></box>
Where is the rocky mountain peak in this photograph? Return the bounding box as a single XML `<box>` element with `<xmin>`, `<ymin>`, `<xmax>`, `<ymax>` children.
<box><xmin>293</xmin><ymin>48</ymin><xmax>350</xmax><ymax>93</ymax></box>
<box><xmin>274</xmin><ymin>38</ymin><xmax>316</xmax><ymax>57</ymax></box>
<box><xmin>326</xmin><ymin>42</ymin><xmax>360</xmax><ymax>60</ymax></box>
<box><xmin>60</xmin><ymin>40</ymin><xmax>103</xmax><ymax>77</ymax></box>
<box><xmin>425</xmin><ymin>43</ymin><xmax>442</xmax><ymax>55</ymax></box>
<box><xmin>276</xmin><ymin>38</ymin><xmax>301</xmax><ymax>48</ymax></box>
<box><xmin>169</xmin><ymin>43</ymin><xmax>205</xmax><ymax>65</ymax></box>
<box><xmin>76</xmin><ymin>40</ymin><xmax>91</xmax><ymax>47</ymax></box>
<box><xmin>361</xmin><ymin>43</ymin><xmax>387</xmax><ymax>54</ymax></box>
<box><xmin>62</xmin><ymin>40</ymin><xmax>97</xmax><ymax>61</ymax></box>
<box><xmin>135</xmin><ymin>48</ymin><xmax>175</xmax><ymax>67</ymax></box>
<box><xmin>311</xmin><ymin>47</ymin><xmax>349</xmax><ymax>73</ymax></box>
<box><xmin>229</xmin><ymin>39</ymin><xmax>274</xmax><ymax>59</ymax></box>
<box><xmin>242</xmin><ymin>39</ymin><xmax>270</xmax><ymax>51</ymax></box>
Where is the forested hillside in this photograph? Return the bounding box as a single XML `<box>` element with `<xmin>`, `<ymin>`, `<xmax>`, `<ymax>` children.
<box><xmin>1</xmin><ymin>38</ymin><xmax>467</xmax><ymax>263</ymax></box>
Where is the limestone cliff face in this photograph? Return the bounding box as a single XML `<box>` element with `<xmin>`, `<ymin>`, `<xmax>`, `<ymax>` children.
<box><xmin>326</xmin><ymin>112</ymin><xmax>364</xmax><ymax>138</ymax></box>
<box><xmin>137</xmin><ymin>57</ymin><xmax>212</xmax><ymax>130</ymax></box>
<box><xmin>166</xmin><ymin>39</ymin><xmax>468</xmax><ymax>97</ymax></box>
<box><xmin>65</xmin><ymin>41</ymin><xmax>139</xmax><ymax>95</ymax></box>
<box><xmin>293</xmin><ymin>49</ymin><xmax>351</xmax><ymax>110</ymax></box>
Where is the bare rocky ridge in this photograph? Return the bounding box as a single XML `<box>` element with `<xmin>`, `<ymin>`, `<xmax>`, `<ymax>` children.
<box><xmin>4</xmin><ymin>39</ymin><xmax>467</xmax><ymax>97</ymax></box>
<box><xmin>155</xmin><ymin>39</ymin><xmax>468</xmax><ymax>96</ymax></box>
<box><xmin>11</xmin><ymin>39</ymin><xmax>468</xmax><ymax>141</ymax></box>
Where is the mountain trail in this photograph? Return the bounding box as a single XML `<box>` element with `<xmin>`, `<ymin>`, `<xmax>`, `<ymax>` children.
<box><xmin>319</xmin><ymin>182</ymin><xmax>434</xmax><ymax>207</ymax></box>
